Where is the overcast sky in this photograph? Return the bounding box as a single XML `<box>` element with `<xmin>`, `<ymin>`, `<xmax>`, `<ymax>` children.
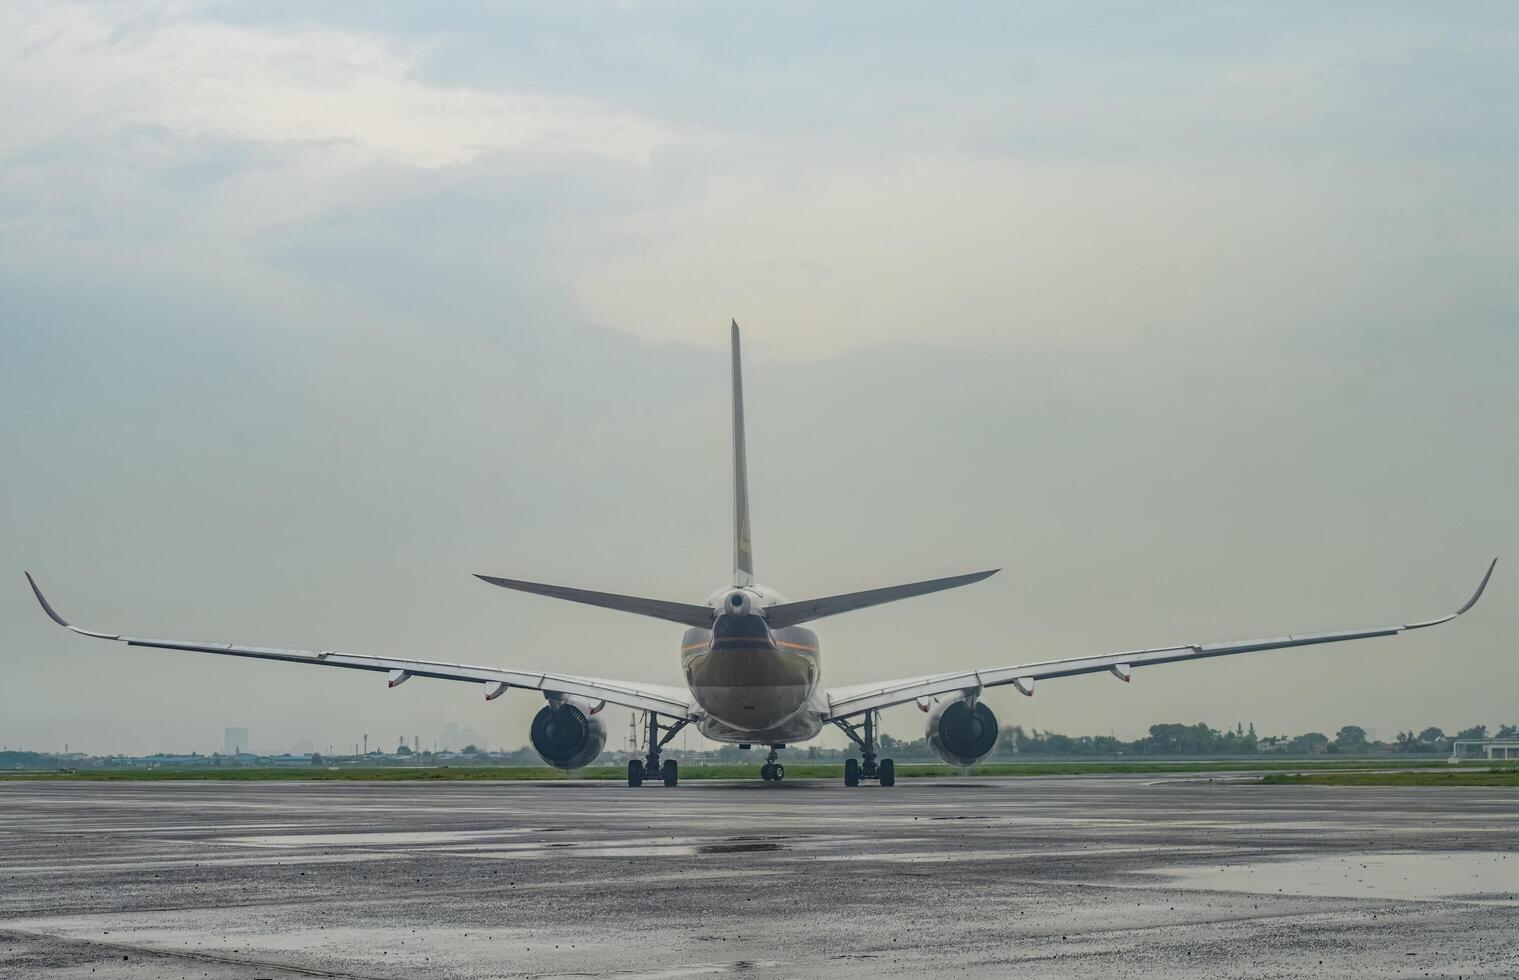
<box><xmin>3</xmin><ymin>1</ymin><xmax>1516</xmax><ymax>756</ymax></box>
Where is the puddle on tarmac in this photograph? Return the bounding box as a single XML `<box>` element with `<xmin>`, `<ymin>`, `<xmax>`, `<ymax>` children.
<box><xmin>222</xmin><ymin>830</ymin><xmax>526</xmax><ymax>847</ymax></box>
<box><xmin>812</xmin><ymin>843</ymin><xmax>1233</xmax><ymax>864</ymax></box>
<box><xmin>697</xmin><ymin>842</ymin><xmax>783</xmax><ymax>854</ymax></box>
<box><xmin>537</xmin><ymin>962</ymin><xmax>789</xmax><ymax>979</ymax></box>
<box><xmin>1156</xmin><ymin>850</ymin><xmax>1519</xmax><ymax>903</ymax></box>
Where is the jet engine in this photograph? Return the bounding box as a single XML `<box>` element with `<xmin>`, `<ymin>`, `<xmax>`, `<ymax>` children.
<box><xmin>529</xmin><ymin>698</ymin><xmax>608</xmax><ymax>770</ymax></box>
<box><xmin>925</xmin><ymin>698</ymin><xmax>999</xmax><ymax>767</ymax></box>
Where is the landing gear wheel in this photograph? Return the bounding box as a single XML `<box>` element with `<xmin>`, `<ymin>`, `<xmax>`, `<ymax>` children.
<box><xmin>627</xmin><ymin>711</ymin><xmax>690</xmax><ymax>788</ymax></box>
<box><xmin>760</xmin><ymin>745</ymin><xmax>785</xmax><ymax>782</ymax></box>
<box><xmin>835</xmin><ymin>711</ymin><xmax>891</xmax><ymax>786</ymax></box>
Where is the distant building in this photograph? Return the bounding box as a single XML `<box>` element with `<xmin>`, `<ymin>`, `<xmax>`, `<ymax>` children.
<box><xmin>1450</xmin><ymin>739</ymin><xmax>1519</xmax><ymax>761</ymax></box>
<box><xmin>223</xmin><ymin>727</ymin><xmax>250</xmax><ymax>756</ymax></box>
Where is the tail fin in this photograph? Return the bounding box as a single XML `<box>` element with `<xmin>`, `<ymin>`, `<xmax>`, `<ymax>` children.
<box><xmin>731</xmin><ymin>319</ymin><xmax>754</xmax><ymax>587</ymax></box>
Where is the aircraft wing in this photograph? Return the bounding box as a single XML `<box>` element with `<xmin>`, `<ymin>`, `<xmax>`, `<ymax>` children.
<box><xmin>825</xmin><ymin>559</ymin><xmax>1496</xmax><ymax>721</ymax></box>
<box><xmin>25</xmin><ymin>574</ymin><xmax>698</xmax><ymax>719</ymax></box>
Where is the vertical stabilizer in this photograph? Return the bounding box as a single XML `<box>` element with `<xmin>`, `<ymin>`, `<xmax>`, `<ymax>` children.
<box><xmin>731</xmin><ymin>320</ymin><xmax>754</xmax><ymax>586</ymax></box>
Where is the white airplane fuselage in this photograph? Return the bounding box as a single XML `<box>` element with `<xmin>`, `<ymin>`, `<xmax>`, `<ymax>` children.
<box><xmin>681</xmin><ymin>584</ymin><xmax>827</xmax><ymax>744</ymax></box>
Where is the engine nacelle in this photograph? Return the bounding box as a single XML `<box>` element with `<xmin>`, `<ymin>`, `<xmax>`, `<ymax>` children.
<box><xmin>529</xmin><ymin>698</ymin><xmax>608</xmax><ymax>770</ymax></box>
<box><xmin>925</xmin><ymin>698</ymin><xmax>999</xmax><ymax>767</ymax></box>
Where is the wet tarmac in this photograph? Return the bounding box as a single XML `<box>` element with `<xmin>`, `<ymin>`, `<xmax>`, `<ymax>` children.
<box><xmin>1</xmin><ymin>775</ymin><xmax>1515</xmax><ymax>978</ymax></box>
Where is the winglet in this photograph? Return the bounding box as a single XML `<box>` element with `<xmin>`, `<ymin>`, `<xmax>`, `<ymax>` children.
<box><xmin>1456</xmin><ymin>557</ymin><xmax>1499</xmax><ymax>616</ymax></box>
<box><xmin>24</xmin><ymin>572</ymin><xmax>70</xmax><ymax>628</ymax></box>
<box><xmin>1405</xmin><ymin>557</ymin><xmax>1497</xmax><ymax>630</ymax></box>
<box><xmin>24</xmin><ymin>572</ymin><xmax>119</xmax><ymax>639</ymax></box>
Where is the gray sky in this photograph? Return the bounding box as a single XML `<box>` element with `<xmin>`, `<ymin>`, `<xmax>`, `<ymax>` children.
<box><xmin>3</xmin><ymin>2</ymin><xmax>1516</xmax><ymax>756</ymax></box>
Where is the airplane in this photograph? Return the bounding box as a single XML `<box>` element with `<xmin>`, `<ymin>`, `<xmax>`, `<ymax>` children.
<box><xmin>25</xmin><ymin>321</ymin><xmax>1497</xmax><ymax>788</ymax></box>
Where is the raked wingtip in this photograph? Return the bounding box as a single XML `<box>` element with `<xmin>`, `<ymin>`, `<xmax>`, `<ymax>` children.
<box><xmin>1404</xmin><ymin>557</ymin><xmax>1497</xmax><ymax>630</ymax></box>
<box><xmin>1459</xmin><ymin>557</ymin><xmax>1499</xmax><ymax>616</ymax></box>
<box><xmin>24</xmin><ymin>571</ymin><xmax>71</xmax><ymax>629</ymax></box>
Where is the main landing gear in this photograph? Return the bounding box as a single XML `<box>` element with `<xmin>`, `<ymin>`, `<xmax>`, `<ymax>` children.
<box><xmin>832</xmin><ymin>711</ymin><xmax>895</xmax><ymax>787</ymax></box>
<box><xmin>760</xmin><ymin>746</ymin><xmax>786</xmax><ymax>782</ymax></box>
<box><xmin>627</xmin><ymin>712</ymin><xmax>687</xmax><ymax>787</ymax></box>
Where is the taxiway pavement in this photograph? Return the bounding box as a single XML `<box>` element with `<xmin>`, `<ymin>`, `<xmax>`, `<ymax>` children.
<box><xmin>1</xmin><ymin>775</ymin><xmax>1515</xmax><ymax>978</ymax></box>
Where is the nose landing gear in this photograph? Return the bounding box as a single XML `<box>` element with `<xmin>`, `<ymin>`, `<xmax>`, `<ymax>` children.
<box><xmin>759</xmin><ymin>745</ymin><xmax>785</xmax><ymax>782</ymax></box>
<box><xmin>832</xmin><ymin>711</ymin><xmax>895</xmax><ymax>787</ymax></box>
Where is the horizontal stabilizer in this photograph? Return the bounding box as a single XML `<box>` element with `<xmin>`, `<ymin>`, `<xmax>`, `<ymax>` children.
<box><xmin>474</xmin><ymin>574</ymin><xmax>714</xmax><ymax>628</ymax></box>
<box><xmin>764</xmin><ymin>569</ymin><xmax>998</xmax><ymax>629</ymax></box>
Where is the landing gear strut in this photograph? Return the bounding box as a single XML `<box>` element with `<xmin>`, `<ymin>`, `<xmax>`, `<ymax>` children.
<box><xmin>832</xmin><ymin>711</ymin><xmax>895</xmax><ymax>787</ymax></box>
<box><xmin>628</xmin><ymin>712</ymin><xmax>687</xmax><ymax>787</ymax></box>
<box><xmin>760</xmin><ymin>745</ymin><xmax>786</xmax><ymax>782</ymax></box>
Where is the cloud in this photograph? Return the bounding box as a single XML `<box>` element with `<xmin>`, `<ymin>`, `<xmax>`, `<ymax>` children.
<box><xmin>1</xmin><ymin>1</ymin><xmax>671</xmax><ymax>168</ymax></box>
<box><xmin>568</xmin><ymin>153</ymin><xmax>1517</xmax><ymax>356</ymax></box>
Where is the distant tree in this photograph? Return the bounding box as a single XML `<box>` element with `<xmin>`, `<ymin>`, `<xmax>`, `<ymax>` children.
<box><xmin>1287</xmin><ymin>732</ymin><xmax>1329</xmax><ymax>754</ymax></box>
<box><xmin>1496</xmin><ymin>724</ymin><xmax>1518</xmax><ymax>740</ymax></box>
<box><xmin>1454</xmin><ymin>725</ymin><xmax>1488</xmax><ymax>742</ymax></box>
<box><xmin>1417</xmin><ymin>727</ymin><xmax>1447</xmax><ymax>747</ymax></box>
<box><xmin>394</xmin><ymin>744</ymin><xmax>413</xmax><ymax>756</ymax></box>
<box><xmin>1334</xmin><ymin>725</ymin><xmax>1369</xmax><ymax>751</ymax></box>
<box><xmin>461</xmin><ymin>744</ymin><xmax>479</xmax><ymax>755</ymax></box>
<box><xmin>1091</xmin><ymin>735</ymin><xmax>1123</xmax><ymax>755</ymax></box>
<box><xmin>1042</xmin><ymin>732</ymin><xmax>1078</xmax><ymax>755</ymax></box>
<box><xmin>1139</xmin><ymin>723</ymin><xmax>1218</xmax><ymax>755</ymax></box>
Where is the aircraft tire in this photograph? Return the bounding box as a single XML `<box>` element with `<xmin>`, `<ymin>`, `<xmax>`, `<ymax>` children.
<box><xmin>844</xmin><ymin>758</ymin><xmax>860</xmax><ymax>787</ymax></box>
<box><xmin>627</xmin><ymin>760</ymin><xmax>643</xmax><ymax>787</ymax></box>
<box><xmin>879</xmin><ymin>758</ymin><xmax>895</xmax><ymax>787</ymax></box>
<box><xmin>662</xmin><ymin>759</ymin><xmax>678</xmax><ymax>787</ymax></box>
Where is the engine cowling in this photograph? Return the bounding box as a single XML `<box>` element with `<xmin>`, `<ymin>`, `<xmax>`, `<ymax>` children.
<box><xmin>925</xmin><ymin>699</ymin><xmax>999</xmax><ymax>767</ymax></box>
<box><xmin>529</xmin><ymin>698</ymin><xmax>608</xmax><ymax>770</ymax></box>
